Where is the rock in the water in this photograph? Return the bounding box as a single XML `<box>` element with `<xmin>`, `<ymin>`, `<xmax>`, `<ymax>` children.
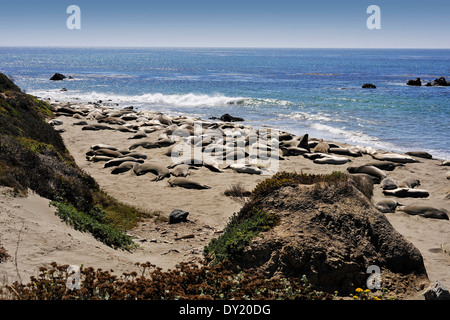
<box><xmin>406</xmin><ymin>78</ymin><xmax>422</xmax><ymax>86</ymax></box>
<box><xmin>425</xmin><ymin>77</ymin><xmax>449</xmax><ymax>87</ymax></box>
<box><xmin>362</xmin><ymin>83</ymin><xmax>376</xmax><ymax>89</ymax></box>
<box><xmin>213</xmin><ymin>113</ymin><xmax>244</xmax><ymax>122</ymax></box>
<box><xmin>423</xmin><ymin>281</ymin><xmax>450</xmax><ymax>300</ymax></box>
<box><xmin>169</xmin><ymin>209</ymin><xmax>189</xmax><ymax>224</ymax></box>
<box><xmin>50</xmin><ymin>73</ymin><xmax>66</xmax><ymax>81</ymax></box>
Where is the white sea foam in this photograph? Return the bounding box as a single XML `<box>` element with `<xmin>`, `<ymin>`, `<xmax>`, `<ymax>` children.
<box><xmin>30</xmin><ymin>89</ymin><xmax>292</xmax><ymax>109</ymax></box>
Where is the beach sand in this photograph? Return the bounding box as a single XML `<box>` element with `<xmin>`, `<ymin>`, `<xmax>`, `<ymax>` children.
<box><xmin>1</xmin><ymin>102</ymin><xmax>449</xmax><ymax>299</ymax></box>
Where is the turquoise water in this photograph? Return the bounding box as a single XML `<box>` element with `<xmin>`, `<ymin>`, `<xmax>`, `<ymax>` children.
<box><xmin>0</xmin><ymin>47</ymin><xmax>448</xmax><ymax>159</ymax></box>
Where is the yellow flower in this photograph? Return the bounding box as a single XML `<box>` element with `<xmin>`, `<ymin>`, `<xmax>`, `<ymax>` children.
<box><xmin>373</xmin><ymin>296</ymin><xmax>380</xmax><ymax>300</ymax></box>
<box><xmin>353</xmin><ymin>295</ymin><xmax>359</xmax><ymax>300</ymax></box>
<box><xmin>355</xmin><ymin>288</ymin><xmax>363</xmax><ymax>293</ymax></box>
<box><xmin>364</xmin><ymin>289</ymin><xmax>371</xmax><ymax>293</ymax></box>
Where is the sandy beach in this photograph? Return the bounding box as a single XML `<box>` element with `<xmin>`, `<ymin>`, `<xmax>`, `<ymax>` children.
<box><xmin>1</xmin><ymin>101</ymin><xmax>449</xmax><ymax>299</ymax></box>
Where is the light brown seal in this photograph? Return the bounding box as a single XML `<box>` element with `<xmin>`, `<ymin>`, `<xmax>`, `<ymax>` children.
<box><xmin>168</xmin><ymin>177</ymin><xmax>211</xmax><ymax>189</ymax></box>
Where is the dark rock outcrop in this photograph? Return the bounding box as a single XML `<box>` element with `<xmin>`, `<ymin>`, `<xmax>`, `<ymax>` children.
<box><xmin>222</xmin><ymin>173</ymin><xmax>429</xmax><ymax>295</ymax></box>
<box><xmin>362</xmin><ymin>83</ymin><xmax>376</xmax><ymax>89</ymax></box>
<box><xmin>407</xmin><ymin>78</ymin><xmax>422</xmax><ymax>86</ymax></box>
<box><xmin>50</xmin><ymin>73</ymin><xmax>66</xmax><ymax>81</ymax></box>
<box><xmin>425</xmin><ymin>77</ymin><xmax>449</xmax><ymax>87</ymax></box>
<box><xmin>210</xmin><ymin>113</ymin><xmax>244</xmax><ymax>122</ymax></box>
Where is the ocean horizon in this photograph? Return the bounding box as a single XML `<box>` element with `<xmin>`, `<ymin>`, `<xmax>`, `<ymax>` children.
<box><xmin>1</xmin><ymin>47</ymin><xmax>448</xmax><ymax>159</ymax></box>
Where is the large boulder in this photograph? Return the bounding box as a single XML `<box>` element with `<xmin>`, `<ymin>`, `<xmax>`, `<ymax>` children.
<box><xmin>226</xmin><ymin>174</ymin><xmax>428</xmax><ymax>295</ymax></box>
<box><xmin>362</xmin><ymin>83</ymin><xmax>376</xmax><ymax>89</ymax></box>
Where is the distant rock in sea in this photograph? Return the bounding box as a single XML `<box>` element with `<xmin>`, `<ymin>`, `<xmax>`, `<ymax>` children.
<box><xmin>50</xmin><ymin>73</ymin><xmax>66</xmax><ymax>81</ymax></box>
<box><xmin>407</xmin><ymin>78</ymin><xmax>422</xmax><ymax>86</ymax></box>
<box><xmin>210</xmin><ymin>113</ymin><xmax>244</xmax><ymax>122</ymax></box>
<box><xmin>362</xmin><ymin>83</ymin><xmax>376</xmax><ymax>89</ymax></box>
<box><xmin>425</xmin><ymin>77</ymin><xmax>450</xmax><ymax>87</ymax></box>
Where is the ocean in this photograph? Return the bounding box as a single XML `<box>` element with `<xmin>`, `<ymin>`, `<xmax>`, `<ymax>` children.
<box><xmin>0</xmin><ymin>47</ymin><xmax>448</xmax><ymax>159</ymax></box>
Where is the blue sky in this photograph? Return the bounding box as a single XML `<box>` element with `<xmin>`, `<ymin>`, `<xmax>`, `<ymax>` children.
<box><xmin>1</xmin><ymin>0</ymin><xmax>449</xmax><ymax>48</ymax></box>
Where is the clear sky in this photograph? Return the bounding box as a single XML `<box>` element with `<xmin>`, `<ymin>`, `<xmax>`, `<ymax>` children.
<box><xmin>1</xmin><ymin>0</ymin><xmax>449</xmax><ymax>48</ymax></box>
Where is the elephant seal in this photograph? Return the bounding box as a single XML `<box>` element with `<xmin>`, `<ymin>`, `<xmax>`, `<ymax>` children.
<box><xmin>397</xmin><ymin>205</ymin><xmax>449</xmax><ymax>220</ymax></box>
<box><xmin>382</xmin><ymin>188</ymin><xmax>429</xmax><ymax>198</ymax></box>
<box><xmin>371</xmin><ymin>152</ymin><xmax>418</xmax><ymax>163</ymax></box>
<box><xmin>405</xmin><ymin>151</ymin><xmax>432</xmax><ymax>159</ymax></box>
<box><xmin>347</xmin><ymin>165</ymin><xmax>387</xmax><ymax>182</ymax></box>
<box><xmin>398</xmin><ymin>178</ymin><xmax>420</xmax><ymax>189</ymax></box>
<box><xmin>104</xmin><ymin>157</ymin><xmax>144</xmax><ymax>168</ymax></box>
<box><xmin>129</xmin><ymin>141</ymin><xmax>161</xmax><ymax>150</ymax></box>
<box><xmin>170</xmin><ymin>164</ymin><xmax>191</xmax><ymax>177</ymax></box>
<box><xmin>168</xmin><ymin>177</ymin><xmax>211</xmax><ymax>189</ymax></box>
<box><xmin>440</xmin><ymin>160</ymin><xmax>450</xmax><ymax>166</ymax></box>
<box><xmin>329</xmin><ymin>147</ymin><xmax>362</xmax><ymax>157</ymax></box>
<box><xmin>86</xmin><ymin>148</ymin><xmax>123</xmax><ymax>158</ymax></box>
<box><xmin>380</xmin><ymin>177</ymin><xmax>398</xmax><ymax>190</ymax></box>
<box><xmin>86</xmin><ymin>155</ymin><xmax>114</xmax><ymax>162</ymax></box>
<box><xmin>133</xmin><ymin>162</ymin><xmax>170</xmax><ymax>181</ymax></box>
<box><xmin>281</xmin><ymin>146</ymin><xmax>309</xmax><ymax>156</ymax></box>
<box><xmin>128</xmin><ymin>131</ymin><xmax>147</xmax><ymax>140</ymax></box>
<box><xmin>90</xmin><ymin>144</ymin><xmax>118</xmax><ymax>151</ymax></box>
<box><xmin>375</xmin><ymin>199</ymin><xmax>400</xmax><ymax>213</ymax></box>
<box><xmin>313</xmin><ymin>155</ymin><xmax>350</xmax><ymax>165</ymax></box>
<box><xmin>122</xmin><ymin>152</ymin><xmax>147</xmax><ymax>159</ymax></box>
<box><xmin>312</xmin><ymin>141</ymin><xmax>330</xmax><ymax>153</ymax></box>
<box><xmin>111</xmin><ymin>162</ymin><xmax>136</xmax><ymax>174</ymax></box>
<box><xmin>225</xmin><ymin>164</ymin><xmax>262</xmax><ymax>175</ymax></box>
<box><xmin>363</xmin><ymin>161</ymin><xmax>402</xmax><ymax>171</ymax></box>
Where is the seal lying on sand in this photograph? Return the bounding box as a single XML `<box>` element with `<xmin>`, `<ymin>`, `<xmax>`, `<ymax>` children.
<box><xmin>398</xmin><ymin>178</ymin><xmax>420</xmax><ymax>188</ymax></box>
<box><xmin>370</xmin><ymin>152</ymin><xmax>418</xmax><ymax>163</ymax></box>
<box><xmin>170</xmin><ymin>164</ymin><xmax>192</xmax><ymax>177</ymax></box>
<box><xmin>111</xmin><ymin>162</ymin><xmax>136</xmax><ymax>174</ymax></box>
<box><xmin>375</xmin><ymin>199</ymin><xmax>400</xmax><ymax>213</ymax></box>
<box><xmin>380</xmin><ymin>177</ymin><xmax>398</xmax><ymax>190</ymax></box>
<box><xmin>168</xmin><ymin>177</ymin><xmax>211</xmax><ymax>189</ymax></box>
<box><xmin>347</xmin><ymin>165</ymin><xmax>386</xmax><ymax>182</ymax></box>
<box><xmin>405</xmin><ymin>151</ymin><xmax>432</xmax><ymax>159</ymax></box>
<box><xmin>397</xmin><ymin>205</ymin><xmax>449</xmax><ymax>220</ymax></box>
<box><xmin>133</xmin><ymin>162</ymin><xmax>170</xmax><ymax>181</ymax></box>
<box><xmin>313</xmin><ymin>155</ymin><xmax>351</xmax><ymax>165</ymax></box>
<box><xmin>363</xmin><ymin>161</ymin><xmax>403</xmax><ymax>171</ymax></box>
<box><xmin>382</xmin><ymin>188</ymin><xmax>429</xmax><ymax>198</ymax></box>
<box><xmin>104</xmin><ymin>157</ymin><xmax>144</xmax><ymax>168</ymax></box>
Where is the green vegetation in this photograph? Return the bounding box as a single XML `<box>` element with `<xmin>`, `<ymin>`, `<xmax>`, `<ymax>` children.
<box><xmin>205</xmin><ymin>171</ymin><xmax>354</xmax><ymax>265</ymax></box>
<box><xmin>204</xmin><ymin>207</ymin><xmax>279</xmax><ymax>264</ymax></box>
<box><xmin>0</xmin><ymin>73</ymin><xmax>150</xmax><ymax>250</ymax></box>
<box><xmin>51</xmin><ymin>202</ymin><xmax>134</xmax><ymax>250</ymax></box>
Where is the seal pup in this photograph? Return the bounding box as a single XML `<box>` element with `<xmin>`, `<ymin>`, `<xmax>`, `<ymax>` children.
<box><xmin>397</xmin><ymin>205</ymin><xmax>449</xmax><ymax>220</ymax></box>
<box><xmin>405</xmin><ymin>151</ymin><xmax>432</xmax><ymax>159</ymax></box>
<box><xmin>313</xmin><ymin>155</ymin><xmax>350</xmax><ymax>165</ymax></box>
<box><xmin>312</xmin><ymin>141</ymin><xmax>330</xmax><ymax>154</ymax></box>
<box><xmin>380</xmin><ymin>177</ymin><xmax>398</xmax><ymax>190</ymax></box>
<box><xmin>129</xmin><ymin>141</ymin><xmax>161</xmax><ymax>150</ymax></box>
<box><xmin>133</xmin><ymin>162</ymin><xmax>170</xmax><ymax>181</ymax></box>
<box><xmin>86</xmin><ymin>155</ymin><xmax>114</xmax><ymax>162</ymax></box>
<box><xmin>168</xmin><ymin>177</ymin><xmax>211</xmax><ymax>189</ymax></box>
<box><xmin>370</xmin><ymin>152</ymin><xmax>418</xmax><ymax>163</ymax></box>
<box><xmin>170</xmin><ymin>164</ymin><xmax>192</xmax><ymax>177</ymax></box>
<box><xmin>86</xmin><ymin>148</ymin><xmax>123</xmax><ymax>158</ymax></box>
<box><xmin>375</xmin><ymin>199</ymin><xmax>400</xmax><ymax>213</ymax></box>
<box><xmin>224</xmin><ymin>163</ymin><xmax>262</xmax><ymax>175</ymax></box>
<box><xmin>382</xmin><ymin>188</ymin><xmax>429</xmax><ymax>198</ymax></box>
<box><xmin>111</xmin><ymin>162</ymin><xmax>136</xmax><ymax>174</ymax></box>
<box><xmin>363</xmin><ymin>161</ymin><xmax>403</xmax><ymax>171</ymax></box>
<box><xmin>347</xmin><ymin>165</ymin><xmax>387</xmax><ymax>182</ymax></box>
<box><xmin>104</xmin><ymin>157</ymin><xmax>144</xmax><ymax>168</ymax></box>
<box><xmin>397</xmin><ymin>178</ymin><xmax>420</xmax><ymax>189</ymax></box>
